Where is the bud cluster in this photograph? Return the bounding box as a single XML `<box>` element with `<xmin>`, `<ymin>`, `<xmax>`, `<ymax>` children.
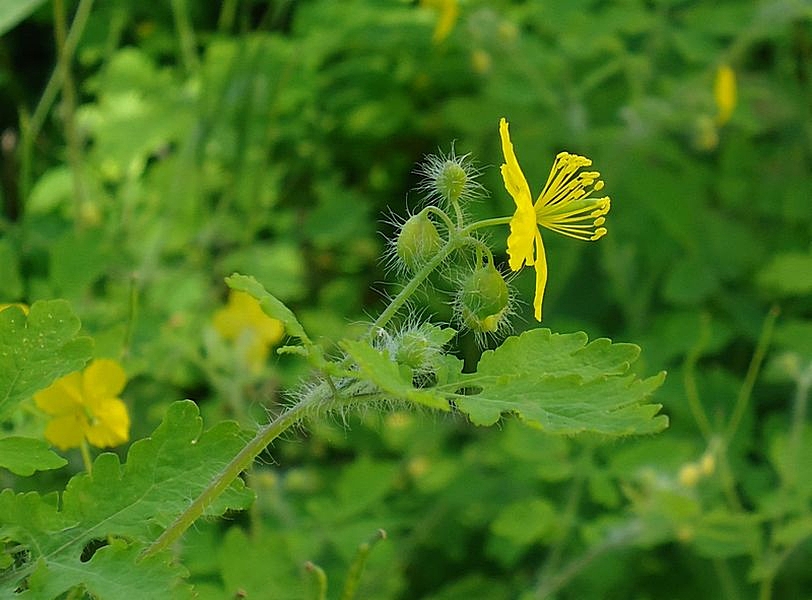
<box><xmin>384</xmin><ymin>145</ymin><xmax>513</xmax><ymax>344</ymax></box>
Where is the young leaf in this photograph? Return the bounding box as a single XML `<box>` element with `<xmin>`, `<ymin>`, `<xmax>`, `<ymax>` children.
<box><xmin>0</xmin><ymin>401</ymin><xmax>253</xmax><ymax>596</ymax></box>
<box><xmin>0</xmin><ymin>300</ymin><xmax>93</xmax><ymax>421</ymax></box>
<box><xmin>226</xmin><ymin>273</ymin><xmax>309</xmax><ymax>343</ymax></box>
<box><xmin>454</xmin><ymin>329</ymin><xmax>667</xmax><ymax>436</ymax></box>
<box><xmin>0</xmin><ymin>436</ymin><xmax>67</xmax><ymax>475</ymax></box>
<box><xmin>340</xmin><ymin>339</ymin><xmax>450</xmax><ymax>410</ymax></box>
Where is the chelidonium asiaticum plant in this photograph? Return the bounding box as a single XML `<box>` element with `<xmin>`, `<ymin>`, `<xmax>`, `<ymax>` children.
<box><xmin>143</xmin><ymin>118</ymin><xmax>668</xmax><ymax>558</ymax></box>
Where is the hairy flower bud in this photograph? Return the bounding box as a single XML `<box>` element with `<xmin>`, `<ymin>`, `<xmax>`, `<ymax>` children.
<box><xmin>456</xmin><ymin>264</ymin><xmax>510</xmax><ymax>334</ymax></box>
<box><xmin>394</xmin><ymin>323</ymin><xmax>454</xmax><ymax>373</ymax></box>
<box><xmin>395</xmin><ymin>212</ymin><xmax>443</xmax><ymax>271</ymax></box>
<box><xmin>415</xmin><ymin>148</ymin><xmax>485</xmax><ymax>206</ymax></box>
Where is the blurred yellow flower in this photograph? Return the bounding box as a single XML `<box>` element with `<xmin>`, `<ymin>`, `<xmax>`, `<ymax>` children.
<box><xmin>714</xmin><ymin>64</ymin><xmax>736</xmax><ymax>125</ymax></box>
<box><xmin>34</xmin><ymin>359</ymin><xmax>130</xmax><ymax>451</ymax></box>
<box><xmin>0</xmin><ymin>303</ymin><xmax>29</xmax><ymax>315</ymax></box>
<box><xmin>421</xmin><ymin>0</ymin><xmax>459</xmax><ymax>43</ymax></box>
<box><xmin>213</xmin><ymin>290</ymin><xmax>285</xmax><ymax>372</ymax></box>
<box><xmin>499</xmin><ymin>118</ymin><xmax>610</xmax><ymax>321</ymax></box>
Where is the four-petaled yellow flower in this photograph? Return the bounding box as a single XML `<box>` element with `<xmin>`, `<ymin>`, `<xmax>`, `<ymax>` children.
<box><xmin>212</xmin><ymin>290</ymin><xmax>285</xmax><ymax>373</ymax></box>
<box><xmin>34</xmin><ymin>359</ymin><xmax>130</xmax><ymax>451</ymax></box>
<box><xmin>499</xmin><ymin>118</ymin><xmax>611</xmax><ymax>321</ymax></box>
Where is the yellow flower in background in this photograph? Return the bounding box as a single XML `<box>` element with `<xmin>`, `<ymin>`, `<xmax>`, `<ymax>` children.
<box><xmin>213</xmin><ymin>290</ymin><xmax>285</xmax><ymax>373</ymax></box>
<box><xmin>34</xmin><ymin>359</ymin><xmax>130</xmax><ymax>451</ymax></box>
<box><xmin>0</xmin><ymin>303</ymin><xmax>29</xmax><ymax>315</ymax></box>
<box><xmin>420</xmin><ymin>0</ymin><xmax>459</xmax><ymax>43</ymax></box>
<box><xmin>714</xmin><ymin>64</ymin><xmax>737</xmax><ymax>125</ymax></box>
<box><xmin>499</xmin><ymin>118</ymin><xmax>610</xmax><ymax>321</ymax></box>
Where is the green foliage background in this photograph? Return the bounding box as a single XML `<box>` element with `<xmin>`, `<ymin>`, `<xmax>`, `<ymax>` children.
<box><xmin>1</xmin><ymin>0</ymin><xmax>811</xmax><ymax>598</ymax></box>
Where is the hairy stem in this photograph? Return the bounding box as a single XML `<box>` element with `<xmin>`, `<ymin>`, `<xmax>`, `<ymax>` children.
<box><xmin>143</xmin><ymin>389</ymin><xmax>327</xmax><ymax>558</ymax></box>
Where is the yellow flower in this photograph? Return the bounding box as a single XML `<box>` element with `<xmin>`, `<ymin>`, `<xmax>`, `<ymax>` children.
<box><xmin>714</xmin><ymin>64</ymin><xmax>736</xmax><ymax>125</ymax></box>
<box><xmin>499</xmin><ymin>118</ymin><xmax>610</xmax><ymax>321</ymax></box>
<box><xmin>34</xmin><ymin>359</ymin><xmax>130</xmax><ymax>451</ymax></box>
<box><xmin>0</xmin><ymin>303</ymin><xmax>29</xmax><ymax>315</ymax></box>
<box><xmin>420</xmin><ymin>0</ymin><xmax>459</xmax><ymax>43</ymax></box>
<box><xmin>212</xmin><ymin>290</ymin><xmax>285</xmax><ymax>373</ymax></box>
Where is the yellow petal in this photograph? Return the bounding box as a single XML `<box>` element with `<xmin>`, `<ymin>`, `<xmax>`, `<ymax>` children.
<box><xmin>85</xmin><ymin>397</ymin><xmax>130</xmax><ymax>448</ymax></box>
<box><xmin>83</xmin><ymin>359</ymin><xmax>127</xmax><ymax>406</ymax></box>
<box><xmin>44</xmin><ymin>413</ymin><xmax>88</xmax><ymax>451</ymax></box>
<box><xmin>214</xmin><ymin>291</ymin><xmax>284</xmax><ymax>346</ymax></box>
<box><xmin>714</xmin><ymin>64</ymin><xmax>736</xmax><ymax>125</ymax></box>
<box><xmin>506</xmin><ymin>200</ymin><xmax>538</xmax><ymax>271</ymax></box>
<box><xmin>532</xmin><ymin>230</ymin><xmax>548</xmax><ymax>322</ymax></box>
<box><xmin>34</xmin><ymin>372</ymin><xmax>84</xmax><ymax>416</ymax></box>
<box><xmin>499</xmin><ymin>119</ymin><xmax>534</xmax><ymax>207</ymax></box>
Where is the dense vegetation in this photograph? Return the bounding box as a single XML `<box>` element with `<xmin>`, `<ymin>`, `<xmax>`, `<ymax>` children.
<box><xmin>1</xmin><ymin>1</ymin><xmax>810</xmax><ymax>598</ymax></box>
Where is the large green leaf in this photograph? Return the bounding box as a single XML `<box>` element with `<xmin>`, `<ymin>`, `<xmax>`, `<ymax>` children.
<box><xmin>0</xmin><ymin>401</ymin><xmax>254</xmax><ymax>597</ymax></box>
<box><xmin>454</xmin><ymin>329</ymin><xmax>667</xmax><ymax>436</ymax></box>
<box><xmin>0</xmin><ymin>301</ymin><xmax>93</xmax><ymax>422</ymax></box>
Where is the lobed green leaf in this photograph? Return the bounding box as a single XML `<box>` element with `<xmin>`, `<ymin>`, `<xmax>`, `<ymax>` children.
<box><xmin>0</xmin><ymin>300</ymin><xmax>93</xmax><ymax>422</ymax></box>
<box><xmin>0</xmin><ymin>401</ymin><xmax>253</xmax><ymax>597</ymax></box>
<box><xmin>454</xmin><ymin>329</ymin><xmax>667</xmax><ymax>436</ymax></box>
<box><xmin>0</xmin><ymin>436</ymin><xmax>67</xmax><ymax>476</ymax></box>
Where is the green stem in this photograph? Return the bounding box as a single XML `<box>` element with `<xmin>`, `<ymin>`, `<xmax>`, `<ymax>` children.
<box><xmin>217</xmin><ymin>0</ymin><xmax>239</xmax><ymax>32</ymax></box>
<box><xmin>533</xmin><ymin>446</ymin><xmax>590</xmax><ymax>590</ymax></box>
<box><xmin>370</xmin><ymin>238</ymin><xmax>457</xmax><ymax>334</ymax></box>
<box><xmin>535</xmin><ymin>520</ymin><xmax>640</xmax><ymax>599</ymax></box>
<box><xmin>339</xmin><ymin>529</ymin><xmax>387</xmax><ymax>600</ymax></box>
<box><xmin>79</xmin><ymin>439</ymin><xmax>93</xmax><ymax>474</ymax></box>
<box><xmin>424</xmin><ymin>205</ymin><xmax>456</xmax><ymax>233</ymax></box>
<box><xmin>464</xmin><ymin>215</ymin><xmax>512</xmax><ymax>233</ymax></box>
<box><xmin>170</xmin><ymin>0</ymin><xmax>199</xmax><ymax>73</ymax></box>
<box><xmin>141</xmin><ymin>384</ymin><xmax>371</xmax><ymax>559</ymax></box>
<box><xmin>725</xmin><ymin>306</ymin><xmax>779</xmax><ymax>443</ymax></box>
<box><xmin>786</xmin><ymin>362</ymin><xmax>811</xmax><ymax>487</ymax></box>
<box><xmin>683</xmin><ymin>312</ymin><xmax>714</xmax><ymax>440</ymax></box>
<box><xmin>304</xmin><ymin>561</ymin><xmax>328</xmax><ymax>600</ymax></box>
<box><xmin>371</xmin><ymin>212</ymin><xmax>514</xmax><ymax>335</ymax></box>
<box><xmin>142</xmin><ymin>392</ymin><xmax>323</xmax><ymax>558</ymax></box>
<box><xmin>20</xmin><ymin>0</ymin><xmax>94</xmax><ymax>202</ymax></box>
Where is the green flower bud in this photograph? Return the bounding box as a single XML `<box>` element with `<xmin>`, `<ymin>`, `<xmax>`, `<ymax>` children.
<box><xmin>457</xmin><ymin>265</ymin><xmax>510</xmax><ymax>333</ymax></box>
<box><xmin>396</xmin><ymin>212</ymin><xmax>443</xmax><ymax>271</ymax></box>
<box><xmin>394</xmin><ymin>323</ymin><xmax>455</xmax><ymax>372</ymax></box>
<box><xmin>435</xmin><ymin>161</ymin><xmax>468</xmax><ymax>203</ymax></box>
<box><xmin>415</xmin><ymin>148</ymin><xmax>485</xmax><ymax>206</ymax></box>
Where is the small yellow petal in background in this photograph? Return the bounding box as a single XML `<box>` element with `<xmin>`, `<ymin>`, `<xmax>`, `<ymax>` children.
<box><xmin>421</xmin><ymin>0</ymin><xmax>459</xmax><ymax>44</ymax></box>
<box><xmin>213</xmin><ymin>290</ymin><xmax>285</xmax><ymax>361</ymax></box>
<box><xmin>34</xmin><ymin>372</ymin><xmax>84</xmax><ymax>416</ymax></box>
<box><xmin>83</xmin><ymin>359</ymin><xmax>127</xmax><ymax>403</ymax></box>
<box><xmin>714</xmin><ymin>64</ymin><xmax>736</xmax><ymax>125</ymax></box>
<box><xmin>86</xmin><ymin>397</ymin><xmax>131</xmax><ymax>448</ymax></box>
<box><xmin>44</xmin><ymin>413</ymin><xmax>88</xmax><ymax>451</ymax></box>
<box><xmin>0</xmin><ymin>303</ymin><xmax>29</xmax><ymax>315</ymax></box>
